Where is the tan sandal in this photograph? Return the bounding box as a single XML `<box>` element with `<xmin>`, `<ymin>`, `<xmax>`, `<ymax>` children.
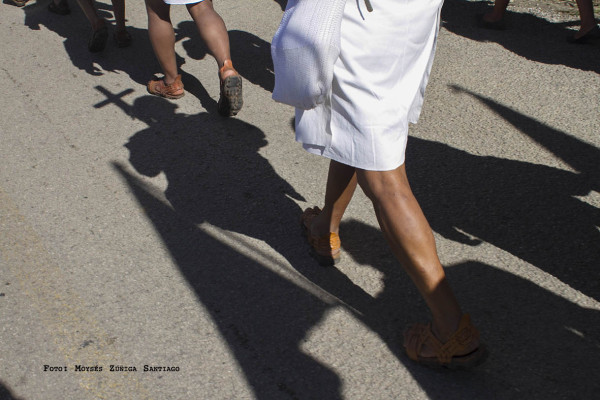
<box><xmin>147</xmin><ymin>74</ymin><xmax>184</xmax><ymax>99</ymax></box>
<box><xmin>403</xmin><ymin>314</ymin><xmax>487</xmax><ymax>369</ymax></box>
<box><xmin>301</xmin><ymin>207</ymin><xmax>341</xmax><ymax>266</ymax></box>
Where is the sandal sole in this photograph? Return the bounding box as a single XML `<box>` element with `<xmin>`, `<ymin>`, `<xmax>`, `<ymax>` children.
<box><xmin>88</xmin><ymin>27</ymin><xmax>108</xmax><ymax>53</ymax></box>
<box><xmin>218</xmin><ymin>75</ymin><xmax>243</xmax><ymax>117</ymax></box>
<box><xmin>416</xmin><ymin>344</ymin><xmax>488</xmax><ymax>370</ymax></box>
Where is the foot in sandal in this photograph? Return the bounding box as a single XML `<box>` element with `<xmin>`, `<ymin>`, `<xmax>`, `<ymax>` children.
<box><xmin>301</xmin><ymin>206</ymin><xmax>341</xmax><ymax>266</ymax></box>
<box><xmin>217</xmin><ymin>60</ymin><xmax>243</xmax><ymax>117</ymax></box>
<box><xmin>403</xmin><ymin>314</ymin><xmax>487</xmax><ymax>369</ymax></box>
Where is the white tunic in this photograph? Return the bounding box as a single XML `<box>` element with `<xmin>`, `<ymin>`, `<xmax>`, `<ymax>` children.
<box><xmin>295</xmin><ymin>0</ymin><xmax>444</xmax><ymax>171</ymax></box>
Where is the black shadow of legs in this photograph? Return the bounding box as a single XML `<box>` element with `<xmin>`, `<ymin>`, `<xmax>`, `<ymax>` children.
<box><xmin>404</xmin><ymin>133</ymin><xmax>600</xmax><ymax>300</ymax></box>
<box><xmin>104</xmin><ymin>92</ymin><xmax>346</xmax><ymax>398</ymax></box>
<box><xmin>441</xmin><ymin>0</ymin><xmax>600</xmax><ymax>73</ymax></box>
<box><xmin>113</xmin><ymin>164</ymin><xmax>343</xmax><ymax>399</ymax></box>
<box><xmin>23</xmin><ymin>1</ymin><xmax>157</xmax><ymax>83</ymax></box>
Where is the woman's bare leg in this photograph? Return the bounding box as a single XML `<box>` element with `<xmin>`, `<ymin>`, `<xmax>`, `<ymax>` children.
<box><xmin>483</xmin><ymin>0</ymin><xmax>510</xmax><ymax>23</ymax></box>
<box><xmin>187</xmin><ymin>0</ymin><xmax>233</xmax><ymax>76</ymax></box>
<box><xmin>356</xmin><ymin>164</ymin><xmax>469</xmax><ymax>351</ymax></box>
<box><xmin>309</xmin><ymin>160</ymin><xmax>358</xmax><ymax>237</ymax></box>
<box><xmin>75</xmin><ymin>0</ymin><xmax>105</xmax><ymax>30</ymax></box>
<box><xmin>574</xmin><ymin>0</ymin><xmax>598</xmax><ymax>38</ymax></box>
<box><xmin>145</xmin><ymin>0</ymin><xmax>178</xmax><ymax>84</ymax></box>
<box><xmin>111</xmin><ymin>0</ymin><xmax>126</xmax><ymax>32</ymax></box>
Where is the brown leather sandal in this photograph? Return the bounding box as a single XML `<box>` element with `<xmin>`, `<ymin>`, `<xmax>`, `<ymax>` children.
<box><xmin>147</xmin><ymin>74</ymin><xmax>184</xmax><ymax>99</ymax></box>
<box><xmin>301</xmin><ymin>207</ymin><xmax>341</xmax><ymax>266</ymax></box>
<box><xmin>403</xmin><ymin>314</ymin><xmax>487</xmax><ymax>369</ymax></box>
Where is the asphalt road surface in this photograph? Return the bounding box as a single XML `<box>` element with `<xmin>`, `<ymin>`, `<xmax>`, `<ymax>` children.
<box><xmin>1</xmin><ymin>0</ymin><xmax>599</xmax><ymax>399</ymax></box>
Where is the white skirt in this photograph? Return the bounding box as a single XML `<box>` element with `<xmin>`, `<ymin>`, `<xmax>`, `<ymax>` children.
<box><xmin>295</xmin><ymin>0</ymin><xmax>444</xmax><ymax>171</ymax></box>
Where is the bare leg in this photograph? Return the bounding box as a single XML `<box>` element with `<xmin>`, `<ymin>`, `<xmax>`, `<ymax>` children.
<box><xmin>75</xmin><ymin>0</ymin><xmax>105</xmax><ymax>30</ymax></box>
<box><xmin>111</xmin><ymin>0</ymin><xmax>126</xmax><ymax>32</ymax></box>
<box><xmin>145</xmin><ymin>0</ymin><xmax>178</xmax><ymax>85</ymax></box>
<box><xmin>186</xmin><ymin>0</ymin><xmax>234</xmax><ymax>77</ymax></box>
<box><xmin>574</xmin><ymin>0</ymin><xmax>598</xmax><ymax>38</ymax></box>
<box><xmin>309</xmin><ymin>160</ymin><xmax>358</xmax><ymax>237</ymax></box>
<box><xmin>483</xmin><ymin>0</ymin><xmax>509</xmax><ymax>23</ymax></box>
<box><xmin>356</xmin><ymin>164</ymin><xmax>471</xmax><ymax>352</ymax></box>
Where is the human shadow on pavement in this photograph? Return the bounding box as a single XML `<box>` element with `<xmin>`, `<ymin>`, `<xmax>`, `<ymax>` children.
<box><xmin>21</xmin><ymin>1</ymin><xmax>219</xmax><ymax>110</ymax></box>
<box><xmin>108</xmin><ymin>93</ymin><xmax>347</xmax><ymax>398</ymax></box>
<box><xmin>22</xmin><ymin>1</ymin><xmax>154</xmax><ymax>82</ymax></box>
<box><xmin>115</xmin><ymin>164</ymin><xmax>343</xmax><ymax>399</ymax></box>
<box><xmin>0</xmin><ymin>380</ymin><xmax>24</xmax><ymax>400</ymax></box>
<box><xmin>318</xmin><ymin>219</ymin><xmax>600</xmax><ymax>399</ymax></box>
<box><xmin>441</xmin><ymin>0</ymin><xmax>600</xmax><ymax>74</ymax></box>
<box><xmin>411</xmin><ymin>85</ymin><xmax>599</xmax><ymax>300</ymax></box>
<box><xmin>405</xmin><ymin>138</ymin><xmax>600</xmax><ymax>300</ymax></box>
<box><xmin>178</xmin><ymin>23</ymin><xmax>275</xmax><ymax>92</ymax></box>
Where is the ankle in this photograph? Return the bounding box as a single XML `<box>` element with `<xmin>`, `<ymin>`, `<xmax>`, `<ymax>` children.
<box><xmin>310</xmin><ymin>210</ymin><xmax>339</xmax><ymax>237</ymax></box>
<box><xmin>219</xmin><ymin>60</ymin><xmax>237</xmax><ymax>80</ymax></box>
<box><xmin>431</xmin><ymin>315</ymin><xmax>462</xmax><ymax>343</ymax></box>
<box><xmin>93</xmin><ymin>19</ymin><xmax>106</xmax><ymax>31</ymax></box>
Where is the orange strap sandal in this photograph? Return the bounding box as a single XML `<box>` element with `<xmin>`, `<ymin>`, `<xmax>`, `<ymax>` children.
<box><xmin>147</xmin><ymin>74</ymin><xmax>184</xmax><ymax>100</ymax></box>
<box><xmin>403</xmin><ymin>314</ymin><xmax>488</xmax><ymax>369</ymax></box>
<box><xmin>300</xmin><ymin>206</ymin><xmax>341</xmax><ymax>266</ymax></box>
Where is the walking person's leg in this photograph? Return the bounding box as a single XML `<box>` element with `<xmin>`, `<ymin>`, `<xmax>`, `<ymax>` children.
<box><xmin>145</xmin><ymin>0</ymin><xmax>184</xmax><ymax>98</ymax></box>
<box><xmin>75</xmin><ymin>0</ymin><xmax>108</xmax><ymax>52</ymax></box>
<box><xmin>356</xmin><ymin>164</ymin><xmax>485</xmax><ymax>367</ymax></box>
<box><xmin>186</xmin><ymin>0</ymin><xmax>231</xmax><ymax>71</ymax></box>
<box><xmin>569</xmin><ymin>0</ymin><xmax>600</xmax><ymax>42</ymax></box>
<box><xmin>187</xmin><ymin>0</ymin><xmax>242</xmax><ymax>116</ymax></box>
<box><xmin>111</xmin><ymin>0</ymin><xmax>132</xmax><ymax>47</ymax></box>
<box><xmin>301</xmin><ymin>160</ymin><xmax>358</xmax><ymax>265</ymax></box>
<box><xmin>482</xmin><ymin>0</ymin><xmax>509</xmax><ymax>23</ymax></box>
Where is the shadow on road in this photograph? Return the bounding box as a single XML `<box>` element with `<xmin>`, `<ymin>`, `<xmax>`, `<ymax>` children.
<box><xmin>335</xmin><ymin>221</ymin><xmax>600</xmax><ymax>399</ymax></box>
<box><xmin>178</xmin><ymin>24</ymin><xmax>275</xmax><ymax>93</ymax></box>
<box><xmin>441</xmin><ymin>0</ymin><xmax>600</xmax><ymax>73</ymax></box>
<box><xmin>407</xmin><ymin>86</ymin><xmax>600</xmax><ymax>301</ymax></box>
<box><xmin>106</xmin><ymin>90</ymin><xmax>599</xmax><ymax>398</ymax></box>
<box><xmin>0</xmin><ymin>380</ymin><xmax>24</xmax><ymax>400</ymax></box>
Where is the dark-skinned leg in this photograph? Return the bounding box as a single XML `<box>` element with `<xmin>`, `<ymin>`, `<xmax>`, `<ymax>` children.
<box><xmin>187</xmin><ymin>0</ymin><xmax>232</xmax><ymax>76</ymax></box>
<box><xmin>309</xmin><ymin>160</ymin><xmax>358</xmax><ymax>237</ymax></box>
<box><xmin>145</xmin><ymin>0</ymin><xmax>178</xmax><ymax>85</ymax></box>
<box><xmin>356</xmin><ymin>164</ymin><xmax>476</xmax><ymax>356</ymax></box>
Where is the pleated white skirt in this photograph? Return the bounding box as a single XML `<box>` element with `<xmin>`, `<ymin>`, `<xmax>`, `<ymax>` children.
<box><xmin>295</xmin><ymin>0</ymin><xmax>444</xmax><ymax>171</ymax></box>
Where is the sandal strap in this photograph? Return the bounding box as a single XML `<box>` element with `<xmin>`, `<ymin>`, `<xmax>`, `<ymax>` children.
<box><xmin>405</xmin><ymin>314</ymin><xmax>480</xmax><ymax>365</ymax></box>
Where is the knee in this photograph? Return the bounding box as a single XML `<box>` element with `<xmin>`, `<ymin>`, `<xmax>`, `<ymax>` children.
<box><xmin>357</xmin><ymin>170</ymin><xmax>413</xmax><ymax>206</ymax></box>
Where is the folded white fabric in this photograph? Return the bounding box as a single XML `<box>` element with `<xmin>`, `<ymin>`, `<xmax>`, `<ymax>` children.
<box><xmin>271</xmin><ymin>0</ymin><xmax>347</xmax><ymax>110</ymax></box>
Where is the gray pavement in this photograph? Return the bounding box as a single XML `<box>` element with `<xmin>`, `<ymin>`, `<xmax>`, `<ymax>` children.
<box><xmin>1</xmin><ymin>0</ymin><xmax>599</xmax><ymax>399</ymax></box>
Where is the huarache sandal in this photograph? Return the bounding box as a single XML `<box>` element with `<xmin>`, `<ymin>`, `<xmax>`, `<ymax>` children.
<box><xmin>403</xmin><ymin>314</ymin><xmax>487</xmax><ymax>369</ymax></box>
<box><xmin>47</xmin><ymin>0</ymin><xmax>70</xmax><ymax>15</ymax></box>
<box><xmin>113</xmin><ymin>29</ymin><xmax>132</xmax><ymax>48</ymax></box>
<box><xmin>301</xmin><ymin>206</ymin><xmax>341</xmax><ymax>266</ymax></box>
<box><xmin>217</xmin><ymin>60</ymin><xmax>243</xmax><ymax>117</ymax></box>
<box><xmin>88</xmin><ymin>25</ymin><xmax>108</xmax><ymax>53</ymax></box>
<box><xmin>147</xmin><ymin>74</ymin><xmax>185</xmax><ymax>99</ymax></box>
